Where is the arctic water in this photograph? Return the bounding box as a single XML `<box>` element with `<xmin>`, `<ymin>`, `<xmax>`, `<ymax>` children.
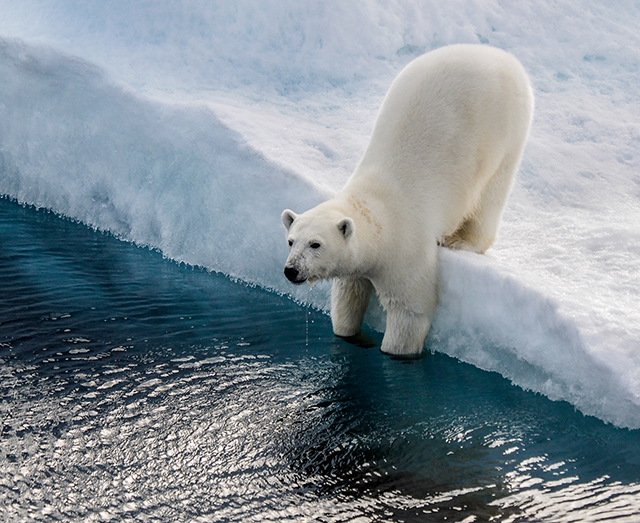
<box><xmin>2</xmin><ymin>197</ymin><xmax>640</xmax><ymax>522</ymax></box>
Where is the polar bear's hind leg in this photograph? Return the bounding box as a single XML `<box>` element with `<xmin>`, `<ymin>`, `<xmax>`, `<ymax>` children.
<box><xmin>443</xmin><ymin>152</ymin><xmax>521</xmax><ymax>254</ymax></box>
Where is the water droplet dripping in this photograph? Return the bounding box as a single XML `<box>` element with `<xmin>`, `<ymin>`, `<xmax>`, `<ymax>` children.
<box><xmin>306</xmin><ymin>283</ymin><xmax>313</xmax><ymax>347</ymax></box>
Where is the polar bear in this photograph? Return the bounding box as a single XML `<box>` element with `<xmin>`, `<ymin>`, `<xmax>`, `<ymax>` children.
<box><xmin>282</xmin><ymin>44</ymin><xmax>533</xmax><ymax>357</ymax></box>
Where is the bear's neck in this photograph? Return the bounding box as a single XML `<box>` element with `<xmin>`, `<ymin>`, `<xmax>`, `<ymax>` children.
<box><xmin>335</xmin><ymin>190</ymin><xmax>386</xmax><ymax>275</ymax></box>
<box><xmin>343</xmin><ymin>193</ymin><xmax>384</xmax><ymax>237</ymax></box>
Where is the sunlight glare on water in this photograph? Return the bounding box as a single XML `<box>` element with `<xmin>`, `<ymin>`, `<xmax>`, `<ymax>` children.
<box><xmin>1</xmin><ymin>198</ymin><xmax>640</xmax><ymax>522</ymax></box>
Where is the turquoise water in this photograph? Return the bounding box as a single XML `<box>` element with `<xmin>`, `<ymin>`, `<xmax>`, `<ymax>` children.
<box><xmin>1</xmin><ymin>197</ymin><xmax>640</xmax><ymax>523</ymax></box>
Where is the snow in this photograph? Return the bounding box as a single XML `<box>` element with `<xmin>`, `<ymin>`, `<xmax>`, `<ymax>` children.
<box><xmin>0</xmin><ymin>0</ymin><xmax>639</xmax><ymax>427</ymax></box>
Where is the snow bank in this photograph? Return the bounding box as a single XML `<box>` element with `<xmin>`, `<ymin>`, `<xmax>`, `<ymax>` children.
<box><xmin>1</xmin><ymin>0</ymin><xmax>639</xmax><ymax>427</ymax></box>
<box><xmin>0</xmin><ymin>37</ymin><xmax>321</xmax><ymax>292</ymax></box>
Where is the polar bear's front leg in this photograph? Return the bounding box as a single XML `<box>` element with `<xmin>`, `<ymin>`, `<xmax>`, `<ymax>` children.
<box><xmin>380</xmin><ymin>306</ymin><xmax>432</xmax><ymax>357</ymax></box>
<box><xmin>331</xmin><ymin>278</ymin><xmax>373</xmax><ymax>337</ymax></box>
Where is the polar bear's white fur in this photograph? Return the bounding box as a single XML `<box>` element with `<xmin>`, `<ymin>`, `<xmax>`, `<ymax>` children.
<box><xmin>282</xmin><ymin>44</ymin><xmax>534</xmax><ymax>357</ymax></box>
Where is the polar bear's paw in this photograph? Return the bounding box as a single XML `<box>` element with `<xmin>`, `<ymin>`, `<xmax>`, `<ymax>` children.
<box><xmin>440</xmin><ymin>233</ymin><xmax>479</xmax><ymax>253</ymax></box>
<box><xmin>440</xmin><ymin>226</ymin><xmax>492</xmax><ymax>254</ymax></box>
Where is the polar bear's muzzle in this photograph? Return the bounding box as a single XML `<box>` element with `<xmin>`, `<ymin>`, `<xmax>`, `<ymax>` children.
<box><xmin>284</xmin><ymin>265</ymin><xmax>307</xmax><ymax>285</ymax></box>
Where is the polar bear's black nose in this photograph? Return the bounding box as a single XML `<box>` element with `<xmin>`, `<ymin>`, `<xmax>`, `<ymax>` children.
<box><xmin>284</xmin><ymin>266</ymin><xmax>300</xmax><ymax>283</ymax></box>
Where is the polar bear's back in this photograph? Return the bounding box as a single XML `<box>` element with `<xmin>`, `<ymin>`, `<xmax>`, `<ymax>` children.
<box><xmin>349</xmin><ymin>44</ymin><xmax>533</xmax><ymax>227</ymax></box>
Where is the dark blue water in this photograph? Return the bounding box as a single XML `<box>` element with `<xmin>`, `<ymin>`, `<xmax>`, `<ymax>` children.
<box><xmin>1</xmin><ymin>197</ymin><xmax>639</xmax><ymax>523</ymax></box>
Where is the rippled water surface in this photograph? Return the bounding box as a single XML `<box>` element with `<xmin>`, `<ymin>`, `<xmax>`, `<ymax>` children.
<box><xmin>1</xmin><ymin>197</ymin><xmax>640</xmax><ymax>522</ymax></box>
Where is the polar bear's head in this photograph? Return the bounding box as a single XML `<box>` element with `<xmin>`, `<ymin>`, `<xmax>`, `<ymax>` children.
<box><xmin>281</xmin><ymin>207</ymin><xmax>355</xmax><ymax>285</ymax></box>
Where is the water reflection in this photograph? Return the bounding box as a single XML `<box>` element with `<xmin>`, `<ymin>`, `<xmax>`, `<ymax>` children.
<box><xmin>1</xmin><ymin>198</ymin><xmax>640</xmax><ymax>522</ymax></box>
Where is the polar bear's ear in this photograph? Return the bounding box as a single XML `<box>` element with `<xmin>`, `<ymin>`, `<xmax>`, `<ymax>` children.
<box><xmin>281</xmin><ymin>209</ymin><xmax>298</xmax><ymax>231</ymax></box>
<box><xmin>337</xmin><ymin>217</ymin><xmax>354</xmax><ymax>239</ymax></box>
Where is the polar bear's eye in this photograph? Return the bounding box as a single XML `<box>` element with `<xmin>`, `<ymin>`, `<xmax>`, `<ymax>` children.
<box><xmin>288</xmin><ymin>239</ymin><xmax>294</xmax><ymax>247</ymax></box>
<box><xmin>310</xmin><ymin>242</ymin><xmax>321</xmax><ymax>249</ymax></box>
